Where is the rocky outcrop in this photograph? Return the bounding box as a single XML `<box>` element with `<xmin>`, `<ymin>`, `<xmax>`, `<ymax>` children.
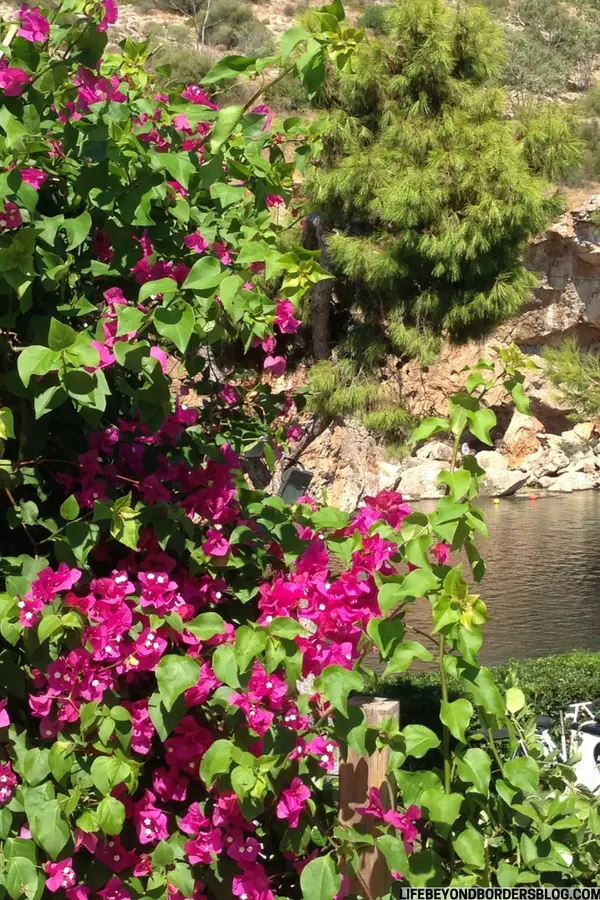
<box><xmin>476</xmin><ymin>450</ymin><xmax>508</xmax><ymax>471</ymax></box>
<box><xmin>479</xmin><ymin>470</ymin><xmax>529</xmax><ymax>497</ymax></box>
<box><xmin>400</xmin><ymin>196</ymin><xmax>600</xmax><ymax>433</ymax></box>
<box><xmin>547</xmin><ymin>471</ymin><xmax>597</xmax><ymax>492</ymax></box>
<box><xmin>502</xmin><ymin>411</ymin><xmax>544</xmax><ymax>466</ymax></box>
<box><xmin>396</xmin><ymin>461</ymin><xmax>446</xmax><ymax>500</ymax></box>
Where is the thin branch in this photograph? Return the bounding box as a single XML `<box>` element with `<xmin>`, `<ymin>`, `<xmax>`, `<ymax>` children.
<box><xmin>200</xmin><ymin>0</ymin><xmax>212</xmax><ymax>48</ymax></box>
<box><xmin>4</xmin><ymin>488</ymin><xmax>38</xmax><ymax>558</ymax></box>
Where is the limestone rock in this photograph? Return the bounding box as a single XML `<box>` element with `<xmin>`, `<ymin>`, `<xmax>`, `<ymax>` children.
<box><xmin>397</xmin><ymin>461</ymin><xmax>446</xmax><ymax>499</ymax></box>
<box><xmin>479</xmin><ymin>470</ymin><xmax>529</xmax><ymax>497</ymax></box>
<box><xmin>524</xmin><ymin>447</ymin><xmax>570</xmax><ymax>479</ymax></box>
<box><xmin>547</xmin><ymin>471</ymin><xmax>596</xmax><ymax>492</ymax></box>
<box><xmin>476</xmin><ymin>450</ymin><xmax>508</xmax><ymax>471</ymax></box>
<box><xmin>574</xmin><ymin>422</ymin><xmax>595</xmax><ymax>441</ymax></box>
<box><xmin>503</xmin><ymin>411</ymin><xmax>545</xmax><ymax>466</ymax></box>
<box><xmin>415</xmin><ymin>440</ymin><xmax>454</xmax><ymax>462</ymax></box>
<box><xmin>300</xmin><ymin>420</ymin><xmax>384</xmax><ymax>512</ymax></box>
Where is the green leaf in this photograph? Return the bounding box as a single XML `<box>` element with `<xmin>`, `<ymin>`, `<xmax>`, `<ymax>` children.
<box><xmin>378</xmin><ymin>569</ymin><xmax>440</xmax><ymax>613</ymax></box>
<box><xmin>38</xmin><ymin>614</ymin><xmax>62</xmax><ymax>644</ymax></box>
<box><xmin>97</xmin><ymin>796</ymin><xmax>126</xmax><ymax>835</ymax></box>
<box><xmin>59</xmin><ymin>494</ymin><xmax>79</xmax><ymax>521</ymax></box>
<box><xmin>469</xmin><ymin>408</ymin><xmax>496</xmax><ymax>446</ymax></box>
<box><xmin>148</xmin><ymin>693</ymin><xmax>186</xmax><ymax>741</ymax></box>
<box><xmin>312</xmin><ymin>507</ymin><xmax>349</xmax><ymax>530</ymax></box>
<box><xmin>22</xmin><ymin>748</ymin><xmax>51</xmax><ymax>787</ymax></box>
<box><xmin>453</xmin><ymin>829</ymin><xmax>485</xmax><ymax>869</ymax></box>
<box><xmin>440</xmin><ymin>698</ymin><xmax>473</xmax><ymax>743</ymax></box>
<box><xmin>210</xmin><ymin>105</ymin><xmax>243</xmax><ymax>153</ymax></box>
<box><xmin>315</xmin><ymin>664</ymin><xmax>363</xmax><ymax>717</ymax></box>
<box><xmin>116</xmin><ymin>303</ymin><xmax>145</xmax><ymax>336</ymax></box>
<box><xmin>421</xmin><ymin>789</ymin><xmax>464</xmax><ymax>836</ymax></box>
<box><xmin>438</xmin><ymin>468</ymin><xmax>471</xmax><ymax>502</ymax></box>
<box><xmin>155</xmin><ymin>655</ymin><xmax>200</xmax><ymax>711</ymax></box>
<box><xmin>410</xmin><ymin>416</ymin><xmax>449</xmax><ymax>443</ymax></box>
<box><xmin>48</xmin><ymin>317</ymin><xmax>77</xmax><ymax>351</ymax></box>
<box><xmin>506</xmin><ymin>686</ymin><xmax>526</xmax><ymax>714</ymax></box>
<box><xmin>212</xmin><ymin>644</ymin><xmax>240</xmax><ymax>688</ymax></box>
<box><xmin>76</xmin><ymin>811</ymin><xmax>99</xmax><ymax>833</ymax></box>
<box><xmin>185</xmin><ymin>612</ymin><xmax>226</xmax><ymax>640</ymax></box>
<box><xmin>17</xmin><ymin>345</ymin><xmax>59</xmax><ymax>387</ymax></box>
<box><xmin>235</xmin><ymin>625</ymin><xmax>268</xmax><ymax>672</ymax></box>
<box><xmin>138</xmin><ymin>278</ymin><xmax>178</xmax><ymax>304</ymax></box>
<box><xmin>30</xmin><ymin>799</ymin><xmax>69</xmax><ymax>859</ymax></box>
<box><xmin>402</xmin><ymin>724</ymin><xmax>441</xmax><ymax>758</ymax></box>
<box><xmin>377</xmin><ymin>833</ymin><xmax>409</xmax><ymax>877</ymax></box>
<box><xmin>383</xmin><ymin>640</ymin><xmax>433</xmax><ymax>677</ymax></box>
<box><xmin>269</xmin><ymin>617</ymin><xmax>308</xmax><ymax>639</ymax></box>
<box><xmin>504</xmin><ymin>757</ymin><xmax>540</xmax><ymax>794</ymax></box>
<box><xmin>0</xmin><ymin>407</ymin><xmax>15</xmax><ymax>440</ymax></box>
<box><xmin>154</xmin><ymin>304</ymin><xmax>194</xmax><ymax>354</ymax></box>
<box><xmin>90</xmin><ymin>756</ymin><xmax>130</xmax><ymax>795</ymax></box>
<box><xmin>202</xmin><ymin>55</ymin><xmax>257</xmax><ymax>84</ymax></box>
<box><xmin>300</xmin><ymin>854</ymin><xmax>341</xmax><ymax>900</ymax></box>
<box><xmin>510</xmin><ymin>381</ymin><xmax>531</xmax><ymax>415</ymax></box>
<box><xmin>281</xmin><ymin>26</ymin><xmax>311</xmax><ymax>60</ymax></box>
<box><xmin>455</xmin><ymin>748</ymin><xmax>491</xmax><ymax>796</ymax></box>
<box><xmin>181</xmin><ymin>255</ymin><xmax>224</xmax><ymax>291</ymax></box>
<box><xmin>64</xmin><ymin>211</ymin><xmax>92</xmax><ymax>250</ymax></box>
<box><xmin>162</xmin><ymin>152</ymin><xmax>196</xmax><ymax>189</ymax></box>
<box><xmin>199</xmin><ymin>739</ymin><xmax>232</xmax><ymax>788</ymax></box>
<box><xmin>5</xmin><ymin>857</ymin><xmax>39</xmax><ymax>900</ymax></box>
<box><xmin>152</xmin><ymin>839</ymin><xmax>175</xmax><ymax>867</ymax></box>
<box><xmin>231</xmin><ymin>765</ymin><xmax>257</xmax><ymax>800</ymax></box>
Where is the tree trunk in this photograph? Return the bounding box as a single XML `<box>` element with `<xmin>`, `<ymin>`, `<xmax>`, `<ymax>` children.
<box><xmin>302</xmin><ymin>213</ymin><xmax>335</xmax><ymax>361</ymax></box>
<box><xmin>311</xmin><ymin>277</ymin><xmax>334</xmax><ymax>360</ymax></box>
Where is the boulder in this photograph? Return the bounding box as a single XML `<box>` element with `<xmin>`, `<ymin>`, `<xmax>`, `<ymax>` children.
<box><xmin>397</xmin><ymin>461</ymin><xmax>446</xmax><ymax>499</ymax></box>
<box><xmin>547</xmin><ymin>471</ymin><xmax>596</xmax><ymax>492</ymax></box>
<box><xmin>524</xmin><ymin>447</ymin><xmax>570</xmax><ymax>479</ymax></box>
<box><xmin>479</xmin><ymin>470</ymin><xmax>529</xmax><ymax>497</ymax></box>
<box><xmin>503</xmin><ymin>410</ymin><xmax>544</xmax><ymax>466</ymax></box>
<box><xmin>476</xmin><ymin>450</ymin><xmax>508</xmax><ymax>471</ymax></box>
<box><xmin>574</xmin><ymin>422</ymin><xmax>595</xmax><ymax>441</ymax></box>
<box><xmin>415</xmin><ymin>440</ymin><xmax>454</xmax><ymax>462</ymax></box>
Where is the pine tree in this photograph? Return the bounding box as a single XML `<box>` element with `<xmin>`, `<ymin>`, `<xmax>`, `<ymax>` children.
<box><xmin>306</xmin><ymin>0</ymin><xmax>581</xmax><ymax>364</ymax></box>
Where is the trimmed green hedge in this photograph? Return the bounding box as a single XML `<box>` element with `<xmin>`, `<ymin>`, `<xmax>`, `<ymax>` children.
<box><xmin>379</xmin><ymin>650</ymin><xmax>600</xmax><ymax>730</ymax></box>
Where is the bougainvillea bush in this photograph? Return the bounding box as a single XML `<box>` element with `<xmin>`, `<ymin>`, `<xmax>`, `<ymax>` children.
<box><xmin>1</xmin><ymin>1</ymin><xmax>600</xmax><ymax>898</ymax></box>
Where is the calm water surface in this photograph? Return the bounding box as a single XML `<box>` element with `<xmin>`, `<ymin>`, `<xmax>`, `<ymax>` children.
<box><xmin>407</xmin><ymin>492</ymin><xmax>600</xmax><ymax>666</ymax></box>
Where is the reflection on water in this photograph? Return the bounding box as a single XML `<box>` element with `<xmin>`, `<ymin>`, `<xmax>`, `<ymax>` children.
<box><xmin>407</xmin><ymin>492</ymin><xmax>600</xmax><ymax>666</ymax></box>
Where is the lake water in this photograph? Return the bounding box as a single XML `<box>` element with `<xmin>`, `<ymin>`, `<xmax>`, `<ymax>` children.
<box><xmin>406</xmin><ymin>492</ymin><xmax>600</xmax><ymax>666</ymax></box>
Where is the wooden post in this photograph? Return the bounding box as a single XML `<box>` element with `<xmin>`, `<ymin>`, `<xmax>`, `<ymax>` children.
<box><xmin>338</xmin><ymin>696</ymin><xmax>400</xmax><ymax>900</ymax></box>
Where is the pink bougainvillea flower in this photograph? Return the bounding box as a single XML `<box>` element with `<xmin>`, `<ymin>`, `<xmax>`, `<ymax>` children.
<box><xmin>97</xmin><ymin>0</ymin><xmax>118</xmax><ymax>32</ymax></box>
<box><xmin>134</xmin><ymin>790</ymin><xmax>169</xmax><ymax>844</ymax></box>
<box><xmin>66</xmin><ymin>887</ymin><xmax>91</xmax><ymax>900</ymax></box>
<box><xmin>431</xmin><ymin>542</ymin><xmax>450</xmax><ymax>565</ymax></box>
<box><xmin>0</xmin><ymin>201</ymin><xmax>23</xmax><ymax>230</ymax></box>
<box><xmin>250</xmin><ymin>104</ymin><xmax>275</xmax><ymax>130</ymax></box>
<box><xmin>0</xmin><ymin>699</ymin><xmax>9</xmax><ymax>728</ymax></box>
<box><xmin>266</xmin><ymin>193</ymin><xmax>285</xmax><ymax>209</ymax></box>
<box><xmin>167</xmin><ymin>180</ymin><xmax>188</xmax><ymax>197</ymax></box>
<box><xmin>184</xmin><ymin>231</ymin><xmax>209</xmax><ymax>254</ymax></box>
<box><xmin>152</xmin><ymin>767</ymin><xmax>189</xmax><ymax>803</ymax></box>
<box><xmin>150</xmin><ymin>346</ymin><xmax>169</xmax><ymax>373</ymax></box>
<box><xmin>249</xmin><ymin>261</ymin><xmax>265</xmax><ymax>275</ymax></box>
<box><xmin>358</xmin><ymin>788</ymin><xmax>421</xmax><ymax>852</ymax></box>
<box><xmin>232</xmin><ymin>862</ymin><xmax>274</xmax><ymax>900</ymax></box>
<box><xmin>20</xmin><ymin>168</ymin><xmax>48</xmax><ymax>189</ymax></box>
<box><xmin>181</xmin><ymin>84</ymin><xmax>218</xmax><ymax>109</ymax></box>
<box><xmin>218</xmin><ymin>384</ymin><xmax>238</xmax><ymax>406</ymax></box>
<box><xmin>275</xmin><ymin>299</ymin><xmax>301</xmax><ymax>335</ymax></box>
<box><xmin>202</xmin><ymin>528</ymin><xmax>230</xmax><ymax>558</ymax></box>
<box><xmin>45</xmin><ymin>859</ymin><xmax>76</xmax><ymax>893</ymax></box>
<box><xmin>98</xmin><ymin>878</ymin><xmax>131</xmax><ymax>900</ymax></box>
<box><xmin>276</xmin><ymin>777</ymin><xmax>311</xmax><ymax>829</ymax></box>
<box><xmin>184</xmin><ymin>828</ymin><xmax>223</xmax><ymax>864</ymax></box>
<box><xmin>263</xmin><ymin>355</ymin><xmax>286</xmax><ymax>377</ymax></box>
<box><xmin>287</xmin><ymin>425</ymin><xmax>304</xmax><ymax>442</ymax></box>
<box><xmin>17</xmin><ymin>5</ymin><xmax>50</xmax><ymax>41</ymax></box>
<box><xmin>213</xmin><ymin>241</ymin><xmax>231</xmax><ymax>265</ymax></box>
<box><xmin>0</xmin><ymin>761</ymin><xmax>18</xmax><ymax>806</ymax></box>
<box><xmin>178</xmin><ymin>802</ymin><xmax>210</xmax><ymax>836</ymax></box>
<box><xmin>172</xmin><ymin>113</ymin><xmax>192</xmax><ymax>132</ymax></box>
<box><xmin>92</xmin><ymin>229</ymin><xmax>113</xmax><ymax>263</ymax></box>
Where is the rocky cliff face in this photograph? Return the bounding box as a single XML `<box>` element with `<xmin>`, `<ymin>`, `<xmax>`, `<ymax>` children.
<box><xmin>295</xmin><ymin>194</ymin><xmax>600</xmax><ymax>507</ymax></box>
